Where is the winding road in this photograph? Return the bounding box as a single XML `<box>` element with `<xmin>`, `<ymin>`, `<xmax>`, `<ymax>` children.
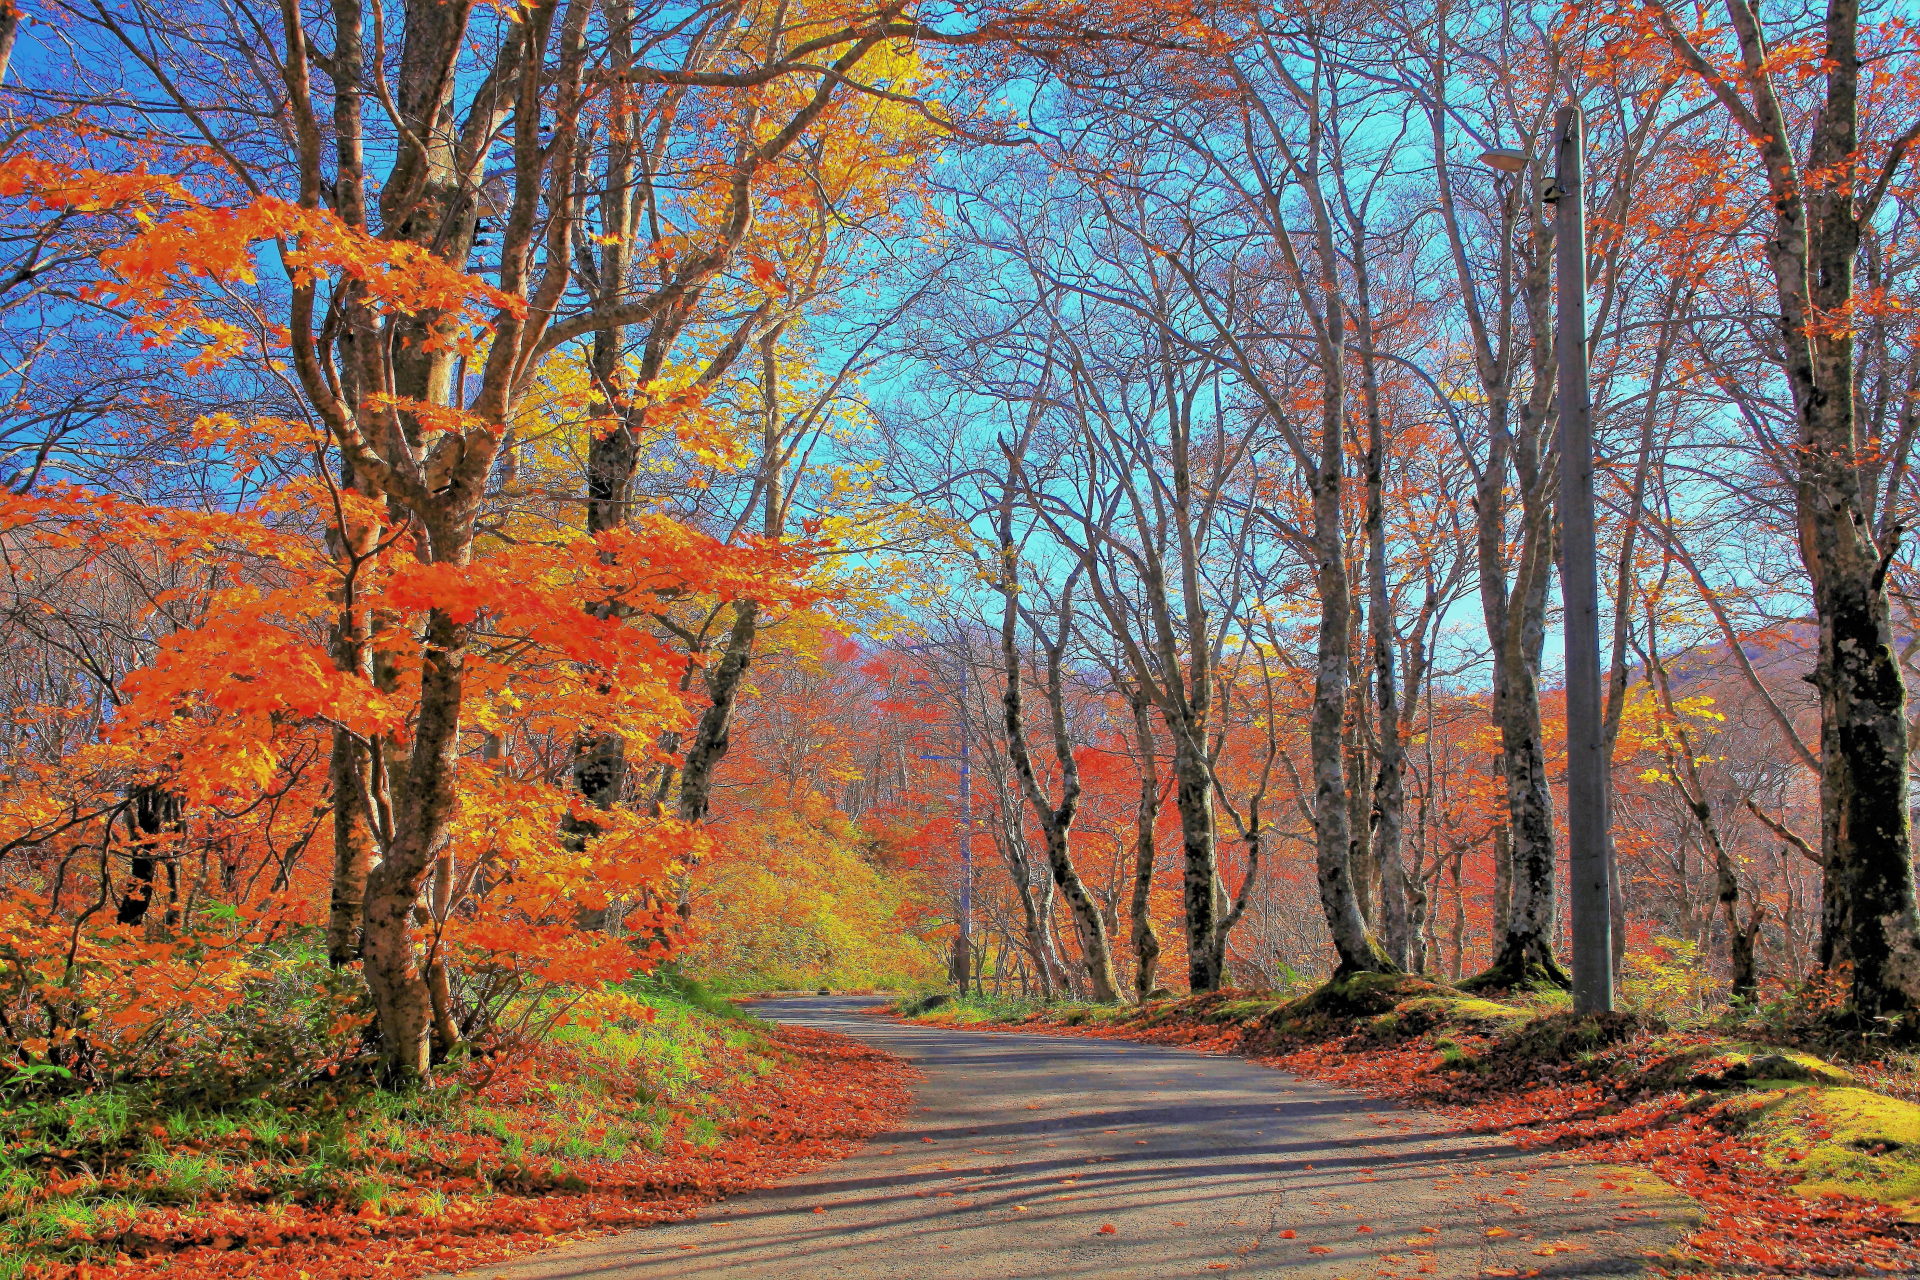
<box><xmin>451</xmin><ymin>997</ymin><xmax>1694</xmax><ymax>1279</ymax></box>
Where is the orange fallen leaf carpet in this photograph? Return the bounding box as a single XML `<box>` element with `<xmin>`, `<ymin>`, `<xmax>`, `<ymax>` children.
<box><xmin>47</xmin><ymin>1025</ymin><xmax>911</xmax><ymax>1280</ymax></box>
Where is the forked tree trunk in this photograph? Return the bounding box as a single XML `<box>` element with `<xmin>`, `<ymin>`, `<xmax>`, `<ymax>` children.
<box><xmin>1472</xmin><ymin>366</ymin><xmax>1565</xmax><ymax>991</ymax></box>
<box><xmin>1306</xmin><ymin>302</ymin><xmax>1393</xmax><ymax>979</ymax></box>
<box><xmin>1357</xmin><ymin>308</ymin><xmax>1413</xmax><ymax>970</ymax></box>
<box><xmin>1426</xmin><ymin>93</ymin><xmax>1565</xmax><ymax>993</ymax></box>
<box><xmin>325</xmin><ymin>462</ymin><xmax>386</xmax><ymax>968</ymax></box>
<box><xmin>1484</xmin><ymin>592</ymin><xmax>1566</xmax><ymax>988</ymax></box>
<box><xmin>325</xmin><ymin>730</ymin><xmax>377</xmax><ymax>965</ymax></box>
<box><xmin>1345</xmin><ymin>716</ymin><xmax>1375</xmax><ymax>925</ymax></box>
<box><xmin>997</xmin><ymin>474</ymin><xmax>1120</xmax><ymax>1003</ymax></box>
<box><xmin>1706</xmin><ymin>813</ymin><xmax>1760</xmax><ymax>1004</ymax></box>
<box><xmin>1012</xmin><ymin>857</ymin><xmax>1057</xmax><ymax>1001</ymax></box>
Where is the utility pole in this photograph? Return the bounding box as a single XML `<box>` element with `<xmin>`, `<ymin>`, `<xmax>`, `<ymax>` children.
<box><xmin>956</xmin><ymin>725</ymin><xmax>974</xmax><ymax>997</ymax></box>
<box><xmin>906</xmin><ymin>655</ymin><xmax>977</xmax><ymax>998</ymax></box>
<box><xmin>1547</xmin><ymin>104</ymin><xmax>1615</xmax><ymax>1014</ymax></box>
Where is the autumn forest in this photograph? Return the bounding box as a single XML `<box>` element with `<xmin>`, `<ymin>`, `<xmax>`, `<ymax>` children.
<box><xmin>2</xmin><ymin>0</ymin><xmax>1920</xmax><ymax>1274</ymax></box>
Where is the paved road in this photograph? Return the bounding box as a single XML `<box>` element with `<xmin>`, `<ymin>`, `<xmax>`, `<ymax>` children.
<box><xmin>452</xmin><ymin>997</ymin><xmax>1693</xmax><ymax>1279</ymax></box>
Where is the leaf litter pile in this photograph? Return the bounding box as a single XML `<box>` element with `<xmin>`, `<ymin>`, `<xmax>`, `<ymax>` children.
<box><xmin>36</xmin><ymin>1024</ymin><xmax>911</xmax><ymax>1280</ymax></box>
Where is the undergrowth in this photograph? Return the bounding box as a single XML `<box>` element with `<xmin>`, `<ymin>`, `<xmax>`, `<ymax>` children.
<box><xmin>0</xmin><ymin>970</ymin><xmax>855</xmax><ymax>1278</ymax></box>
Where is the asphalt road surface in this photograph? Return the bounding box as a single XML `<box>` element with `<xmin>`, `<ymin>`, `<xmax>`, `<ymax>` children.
<box><xmin>450</xmin><ymin>996</ymin><xmax>1693</xmax><ymax>1279</ymax></box>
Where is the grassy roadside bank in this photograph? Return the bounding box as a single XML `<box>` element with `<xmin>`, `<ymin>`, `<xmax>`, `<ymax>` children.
<box><xmin>4</xmin><ymin>977</ymin><xmax>911</xmax><ymax>1280</ymax></box>
<box><xmin>891</xmin><ymin>980</ymin><xmax>1920</xmax><ymax>1276</ymax></box>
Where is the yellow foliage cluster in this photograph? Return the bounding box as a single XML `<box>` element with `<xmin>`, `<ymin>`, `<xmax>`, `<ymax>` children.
<box><xmin>683</xmin><ymin>792</ymin><xmax>943</xmax><ymax>991</ymax></box>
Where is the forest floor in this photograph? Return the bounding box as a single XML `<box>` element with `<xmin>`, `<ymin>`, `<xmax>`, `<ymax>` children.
<box><xmin>892</xmin><ymin>978</ymin><xmax>1920</xmax><ymax>1277</ymax></box>
<box><xmin>2</xmin><ymin>980</ymin><xmax>912</xmax><ymax>1280</ymax></box>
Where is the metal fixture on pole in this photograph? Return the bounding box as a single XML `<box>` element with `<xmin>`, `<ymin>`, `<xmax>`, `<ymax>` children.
<box><xmin>1543</xmin><ymin>104</ymin><xmax>1615</xmax><ymax>1014</ymax></box>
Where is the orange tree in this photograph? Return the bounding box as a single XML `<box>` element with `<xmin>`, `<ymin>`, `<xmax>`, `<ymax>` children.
<box><xmin>0</xmin><ymin>0</ymin><xmax>1024</xmax><ymax>1086</ymax></box>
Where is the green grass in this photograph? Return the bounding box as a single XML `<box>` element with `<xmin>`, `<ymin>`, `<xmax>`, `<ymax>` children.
<box><xmin>889</xmin><ymin>991</ymin><xmax>1133</xmax><ymax>1026</ymax></box>
<box><xmin>0</xmin><ymin>972</ymin><xmax>775</xmax><ymax>1270</ymax></box>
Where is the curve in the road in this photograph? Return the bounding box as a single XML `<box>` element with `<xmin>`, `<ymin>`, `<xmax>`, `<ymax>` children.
<box><xmin>448</xmin><ymin>996</ymin><xmax>1694</xmax><ymax>1279</ymax></box>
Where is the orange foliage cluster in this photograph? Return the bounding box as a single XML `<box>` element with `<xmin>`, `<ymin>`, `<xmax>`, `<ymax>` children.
<box><xmin>0</xmin><ymin>456</ymin><xmax>817</xmax><ymax>1076</ymax></box>
<box><xmin>0</xmin><ymin>162</ymin><xmax>825</xmax><ymax>1079</ymax></box>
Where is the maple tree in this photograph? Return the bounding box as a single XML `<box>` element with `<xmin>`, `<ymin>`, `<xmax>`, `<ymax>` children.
<box><xmin>0</xmin><ymin>0</ymin><xmax>1002</xmax><ymax>1093</ymax></box>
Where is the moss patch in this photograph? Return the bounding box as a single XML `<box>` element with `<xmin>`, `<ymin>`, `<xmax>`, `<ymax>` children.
<box><xmin>1494</xmin><ymin>1009</ymin><xmax>1652</xmax><ymax>1061</ymax></box>
<box><xmin>1747</xmin><ymin>1086</ymin><xmax>1920</xmax><ymax>1219</ymax></box>
<box><xmin>1202</xmin><ymin>998</ymin><xmax>1289</xmax><ymax>1025</ymax></box>
<box><xmin>1643</xmin><ymin>1041</ymin><xmax>1858</xmax><ymax>1091</ymax></box>
<box><xmin>1298</xmin><ymin>971</ymin><xmax>1451</xmax><ymax>1015</ymax></box>
<box><xmin>1390</xmin><ymin>995</ymin><xmax>1531</xmax><ymax>1036</ymax></box>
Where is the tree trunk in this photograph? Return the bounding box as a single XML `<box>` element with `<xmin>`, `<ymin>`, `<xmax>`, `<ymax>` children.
<box><xmin>117</xmin><ymin>786</ymin><xmax>181</xmax><ymax>929</ymax></box>
<box><xmin>1703</xmin><ymin>808</ymin><xmax>1759</xmax><ymax>1004</ymax></box>
<box><xmin>1359</xmin><ymin>326</ymin><xmax>1413</xmax><ymax>969</ymax></box>
<box><xmin>1449</xmin><ymin>847</ymin><xmax>1467</xmax><ymax>979</ymax></box>
<box><xmin>1346</xmin><ymin>718</ymin><xmax>1376</xmax><ymax>925</ymax></box>
<box><xmin>326</xmin><ymin>732</ymin><xmax>377</xmax><ymax>965</ymax></box>
<box><xmin>1648</xmin><ymin>0</ymin><xmax>1920</xmax><ymax>1024</ymax></box>
<box><xmin>360</xmin><ymin>600</ymin><xmax>472</xmax><ymax>1085</ymax></box>
<box><xmin>325</xmin><ymin>462</ymin><xmax>386</xmax><ymax>968</ymax></box>
<box><xmin>0</xmin><ymin>2</ymin><xmax>21</xmax><ymax>88</ymax></box>
<box><xmin>1430</xmin><ymin>114</ymin><xmax>1565</xmax><ymax>993</ymax></box>
<box><xmin>1015</xmin><ymin>870</ymin><xmax>1057</xmax><ymax>1000</ymax></box>
<box><xmin>1482</xmin><ymin>602</ymin><xmax>1566</xmax><ymax>988</ymax></box>
<box><xmin>1472</xmin><ymin>385</ymin><xmax>1566</xmax><ymax>992</ymax></box>
<box><xmin>1309</xmin><ymin>325</ymin><xmax>1393</xmax><ymax>977</ymax></box>
<box><xmin>1129</xmin><ymin>693</ymin><xmax>1163</xmax><ymax>1000</ymax></box>
<box><xmin>1784</xmin><ymin>0</ymin><xmax>1919</xmax><ymax>1020</ymax></box>
<box><xmin>1169</xmin><ymin>727</ymin><xmax>1222</xmax><ymax>990</ymax></box>
<box><xmin>1490</xmin><ymin>810</ymin><xmax>1512</xmax><ymax>957</ymax></box>
<box><xmin>1038</xmin><ymin>823</ymin><xmax>1120</xmax><ymax>1003</ymax></box>
<box><xmin>677</xmin><ymin>600</ymin><xmax>759</xmax><ymax>825</ymax></box>
<box><xmin>425</xmin><ymin>843</ymin><xmax>460</xmax><ymax>1055</ymax></box>
<box><xmin>997</xmin><ymin>478</ymin><xmax>1120</xmax><ymax>1003</ymax></box>
<box><xmin>1313</xmin><ymin>441</ymin><xmax>1390</xmax><ymax>971</ymax></box>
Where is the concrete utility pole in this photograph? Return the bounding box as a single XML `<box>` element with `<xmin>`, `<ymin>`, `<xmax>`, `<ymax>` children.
<box><xmin>1547</xmin><ymin>104</ymin><xmax>1616</xmax><ymax>1014</ymax></box>
<box><xmin>907</xmin><ymin>658</ymin><xmax>977</xmax><ymax>997</ymax></box>
<box><xmin>956</xmin><ymin>726</ymin><xmax>974</xmax><ymax>997</ymax></box>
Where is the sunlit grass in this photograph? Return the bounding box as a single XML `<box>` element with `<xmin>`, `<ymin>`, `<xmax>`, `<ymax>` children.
<box><xmin>0</xmin><ymin>971</ymin><xmax>773</xmax><ymax>1268</ymax></box>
